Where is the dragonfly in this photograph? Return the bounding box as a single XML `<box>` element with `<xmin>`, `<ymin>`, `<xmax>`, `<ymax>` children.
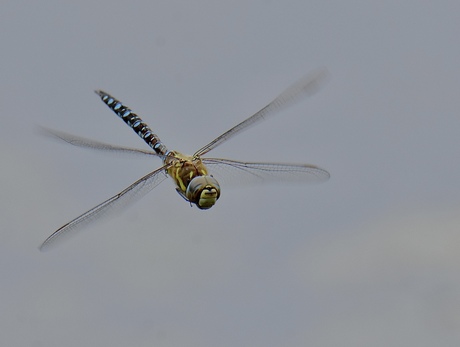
<box><xmin>39</xmin><ymin>68</ymin><xmax>330</xmax><ymax>251</ymax></box>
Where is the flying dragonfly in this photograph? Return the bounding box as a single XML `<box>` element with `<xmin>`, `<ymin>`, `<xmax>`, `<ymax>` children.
<box><xmin>39</xmin><ymin>68</ymin><xmax>330</xmax><ymax>251</ymax></box>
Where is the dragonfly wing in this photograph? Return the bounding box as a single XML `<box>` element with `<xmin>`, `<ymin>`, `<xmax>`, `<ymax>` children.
<box><xmin>194</xmin><ymin>68</ymin><xmax>329</xmax><ymax>157</ymax></box>
<box><xmin>202</xmin><ymin>158</ymin><xmax>330</xmax><ymax>186</ymax></box>
<box><xmin>39</xmin><ymin>165</ymin><xmax>169</xmax><ymax>251</ymax></box>
<box><xmin>39</xmin><ymin>126</ymin><xmax>159</xmax><ymax>158</ymax></box>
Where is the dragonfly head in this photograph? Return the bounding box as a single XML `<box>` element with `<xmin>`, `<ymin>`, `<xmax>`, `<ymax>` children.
<box><xmin>186</xmin><ymin>176</ymin><xmax>221</xmax><ymax>210</ymax></box>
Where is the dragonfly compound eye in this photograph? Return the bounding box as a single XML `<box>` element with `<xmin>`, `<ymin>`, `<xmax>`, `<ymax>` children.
<box><xmin>186</xmin><ymin>176</ymin><xmax>221</xmax><ymax>209</ymax></box>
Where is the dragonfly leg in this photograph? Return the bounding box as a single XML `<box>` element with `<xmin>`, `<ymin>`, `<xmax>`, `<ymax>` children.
<box><xmin>175</xmin><ymin>188</ymin><xmax>189</xmax><ymax>202</ymax></box>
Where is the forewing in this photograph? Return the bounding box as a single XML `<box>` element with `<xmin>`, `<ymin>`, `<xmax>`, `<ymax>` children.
<box><xmin>39</xmin><ymin>165</ymin><xmax>169</xmax><ymax>251</ymax></box>
<box><xmin>194</xmin><ymin>68</ymin><xmax>328</xmax><ymax>157</ymax></box>
<box><xmin>39</xmin><ymin>126</ymin><xmax>159</xmax><ymax>158</ymax></box>
<box><xmin>203</xmin><ymin>158</ymin><xmax>330</xmax><ymax>187</ymax></box>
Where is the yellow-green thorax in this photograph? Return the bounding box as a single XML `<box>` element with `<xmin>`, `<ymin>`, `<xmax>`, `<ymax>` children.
<box><xmin>164</xmin><ymin>151</ymin><xmax>220</xmax><ymax>209</ymax></box>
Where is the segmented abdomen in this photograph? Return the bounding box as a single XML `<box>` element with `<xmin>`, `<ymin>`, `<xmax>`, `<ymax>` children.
<box><xmin>95</xmin><ymin>90</ymin><xmax>169</xmax><ymax>156</ymax></box>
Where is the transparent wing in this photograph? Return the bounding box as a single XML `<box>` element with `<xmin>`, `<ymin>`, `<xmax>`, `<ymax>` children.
<box><xmin>39</xmin><ymin>126</ymin><xmax>159</xmax><ymax>158</ymax></box>
<box><xmin>202</xmin><ymin>158</ymin><xmax>330</xmax><ymax>186</ymax></box>
<box><xmin>39</xmin><ymin>165</ymin><xmax>169</xmax><ymax>251</ymax></box>
<box><xmin>194</xmin><ymin>68</ymin><xmax>329</xmax><ymax>157</ymax></box>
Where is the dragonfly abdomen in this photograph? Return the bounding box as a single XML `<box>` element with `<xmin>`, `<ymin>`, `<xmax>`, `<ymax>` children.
<box><xmin>95</xmin><ymin>90</ymin><xmax>169</xmax><ymax>156</ymax></box>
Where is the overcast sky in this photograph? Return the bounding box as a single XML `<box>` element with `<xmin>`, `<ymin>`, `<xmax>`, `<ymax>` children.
<box><xmin>2</xmin><ymin>1</ymin><xmax>460</xmax><ymax>346</ymax></box>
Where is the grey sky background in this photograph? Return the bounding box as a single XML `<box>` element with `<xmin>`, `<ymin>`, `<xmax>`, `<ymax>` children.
<box><xmin>2</xmin><ymin>1</ymin><xmax>460</xmax><ymax>346</ymax></box>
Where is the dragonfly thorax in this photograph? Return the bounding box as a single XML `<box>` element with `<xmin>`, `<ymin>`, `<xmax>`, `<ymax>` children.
<box><xmin>186</xmin><ymin>176</ymin><xmax>221</xmax><ymax>209</ymax></box>
<box><xmin>165</xmin><ymin>151</ymin><xmax>220</xmax><ymax>209</ymax></box>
